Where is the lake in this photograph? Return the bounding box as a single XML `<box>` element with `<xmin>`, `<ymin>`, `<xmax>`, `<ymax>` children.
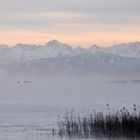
<box><xmin>0</xmin><ymin>76</ymin><xmax>139</xmax><ymax>140</ymax></box>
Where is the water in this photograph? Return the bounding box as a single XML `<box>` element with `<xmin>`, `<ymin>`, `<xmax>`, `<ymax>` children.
<box><xmin>0</xmin><ymin>76</ymin><xmax>140</xmax><ymax>140</ymax></box>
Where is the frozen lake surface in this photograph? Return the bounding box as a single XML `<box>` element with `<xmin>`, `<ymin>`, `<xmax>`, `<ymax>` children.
<box><xmin>0</xmin><ymin>76</ymin><xmax>140</xmax><ymax>140</ymax></box>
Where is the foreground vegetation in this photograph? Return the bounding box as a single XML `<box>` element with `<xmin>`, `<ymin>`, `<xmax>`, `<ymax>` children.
<box><xmin>56</xmin><ymin>105</ymin><xmax>140</xmax><ymax>139</ymax></box>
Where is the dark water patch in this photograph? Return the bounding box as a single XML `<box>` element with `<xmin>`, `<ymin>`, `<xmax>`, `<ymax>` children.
<box><xmin>111</xmin><ymin>80</ymin><xmax>140</xmax><ymax>84</ymax></box>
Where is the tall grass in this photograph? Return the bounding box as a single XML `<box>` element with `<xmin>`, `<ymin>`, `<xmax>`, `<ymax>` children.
<box><xmin>56</xmin><ymin>105</ymin><xmax>140</xmax><ymax>139</ymax></box>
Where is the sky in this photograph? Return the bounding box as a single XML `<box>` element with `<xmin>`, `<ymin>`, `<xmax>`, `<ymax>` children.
<box><xmin>0</xmin><ymin>0</ymin><xmax>140</xmax><ymax>47</ymax></box>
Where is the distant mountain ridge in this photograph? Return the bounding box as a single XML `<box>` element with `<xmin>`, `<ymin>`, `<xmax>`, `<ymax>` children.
<box><xmin>0</xmin><ymin>40</ymin><xmax>140</xmax><ymax>75</ymax></box>
<box><xmin>0</xmin><ymin>40</ymin><xmax>140</xmax><ymax>63</ymax></box>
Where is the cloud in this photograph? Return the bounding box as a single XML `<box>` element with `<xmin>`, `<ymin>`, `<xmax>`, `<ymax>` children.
<box><xmin>0</xmin><ymin>0</ymin><xmax>139</xmax><ymax>27</ymax></box>
<box><xmin>0</xmin><ymin>11</ymin><xmax>139</xmax><ymax>30</ymax></box>
<box><xmin>0</xmin><ymin>0</ymin><xmax>140</xmax><ymax>14</ymax></box>
<box><xmin>0</xmin><ymin>0</ymin><xmax>140</xmax><ymax>46</ymax></box>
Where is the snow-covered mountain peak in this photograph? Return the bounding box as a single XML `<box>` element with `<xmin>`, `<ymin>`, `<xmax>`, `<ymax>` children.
<box><xmin>74</xmin><ymin>46</ymin><xmax>86</xmax><ymax>55</ymax></box>
<box><xmin>107</xmin><ymin>42</ymin><xmax>140</xmax><ymax>58</ymax></box>
<box><xmin>46</xmin><ymin>40</ymin><xmax>61</xmax><ymax>47</ymax></box>
<box><xmin>112</xmin><ymin>42</ymin><xmax>140</xmax><ymax>49</ymax></box>
<box><xmin>88</xmin><ymin>44</ymin><xmax>101</xmax><ymax>54</ymax></box>
<box><xmin>45</xmin><ymin>40</ymin><xmax>74</xmax><ymax>54</ymax></box>
<box><xmin>0</xmin><ymin>44</ymin><xmax>9</xmax><ymax>49</ymax></box>
<box><xmin>13</xmin><ymin>44</ymin><xmax>41</xmax><ymax>50</ymax></box>
<box><xmin>90</xmin><ymin>44</ymin><xmax>100</xmax><ymax>49</ymax></box>
<box><xmin>46</xmin><ymin>40</ymin><xmax>71</xmax><ymax>48</ymax></box>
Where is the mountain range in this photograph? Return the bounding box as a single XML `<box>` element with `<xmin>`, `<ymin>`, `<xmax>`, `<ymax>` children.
<box><xmin>0</xmin><ymin>40</ymin><xmax>140</xmax><ymax>76</ymax></box>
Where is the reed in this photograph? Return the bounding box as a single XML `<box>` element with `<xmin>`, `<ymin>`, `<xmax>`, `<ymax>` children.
<box><xmin>56</xmin><ymin>105</ymin><xmax>140</xmax><ymax>139</ymax></box>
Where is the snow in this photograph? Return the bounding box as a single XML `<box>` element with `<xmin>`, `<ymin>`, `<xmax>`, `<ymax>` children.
<box><xmin>107</xmin><ymin>42</ymin><xmax>140</xmax><ymax>58</ymax></box>
<box><xmin>88</xmin><ymin>44</ymin><xmax>100</xmax><ymax>54</ymax></box>
<box><xmin>0</xmin><ymin>41</ymin><xmax>140</xmax><ymax>65</ymax></box>
<box><xmin>0</xmin><ymin>40</ymin><xmax>140</xmax><ymax>76</ymax></box>
<box><xmin>74</xmin><ymin>46</ymin><xmax>86</xmax><ymax>55</ymax></box>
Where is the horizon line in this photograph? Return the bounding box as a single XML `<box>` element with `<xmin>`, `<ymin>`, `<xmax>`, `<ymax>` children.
<box><xmin>0</xmin><ymin>40</ymin><xmax>140</xmax><ymax>49</ymax></box>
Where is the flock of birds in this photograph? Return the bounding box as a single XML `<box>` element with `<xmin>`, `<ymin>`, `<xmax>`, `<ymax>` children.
<box><xmin>17</xmin><ymin>81</ymin><xmax>31</xmax><ymax>84</ymax></box>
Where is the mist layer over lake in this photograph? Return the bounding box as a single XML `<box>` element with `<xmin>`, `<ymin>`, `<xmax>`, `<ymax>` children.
<box><xmin>1</xmin><ymin>75</ymin><xmax>140</xmax><ymax>105</ymax></box>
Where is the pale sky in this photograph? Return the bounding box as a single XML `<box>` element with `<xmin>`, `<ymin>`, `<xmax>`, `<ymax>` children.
<box><xmin>0</xmin><ymin>0</ymin><xmax>140</xmax><ymax>47</ymax></box>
